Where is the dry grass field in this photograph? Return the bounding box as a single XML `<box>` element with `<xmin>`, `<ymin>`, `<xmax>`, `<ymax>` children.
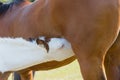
<box><xmin>8</xmin><ymin>60</ymin><xmax>83</xmax><ymax>80</ymax></box>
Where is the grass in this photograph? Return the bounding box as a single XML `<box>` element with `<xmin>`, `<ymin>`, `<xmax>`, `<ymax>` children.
<box><xmin>8</xmin><ymin>60</ymin><xmax>83</xmax><ymax>80</ymax></box>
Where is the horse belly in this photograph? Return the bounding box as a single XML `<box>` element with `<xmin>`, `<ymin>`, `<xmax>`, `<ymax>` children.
<box><xmin>0</xmin><ymin>37</ymin><xmax>74</xmax><ymax>73</ymax></box>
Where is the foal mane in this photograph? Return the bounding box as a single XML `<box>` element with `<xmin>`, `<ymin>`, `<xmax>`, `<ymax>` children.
<box><xmin>0</xmin><ymin>0</ymin><xmax>25</xmax><ymax>15</ymax></box>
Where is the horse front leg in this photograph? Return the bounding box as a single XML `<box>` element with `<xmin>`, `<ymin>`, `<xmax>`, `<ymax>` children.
<box><xmin>72</xmin><ymin>44</ymin><xmax>107</xmax><ymax>80</ymax></box>
<box><xmin>0</xmin><ymin>72</ymin><xmax>2</xmax><ymax>80</ymax></box>
<box><xmin>68</xmin><ymin>27</ymin><xmax>119</xmax><ymax>80</ymax></box>
<box><xmin>104</xmin><ymin>33</ymin><xmax>120</xmax><ymax>80</ymax></box>
<box><xmin>18</xmin><ymin>70</ymin><xmax>34</xmax><ymax>80</ymax></box>
<box><xmin>0</xmin><ymin>72</ymin><xmax>11</xmax><ymax>80</ymax></box>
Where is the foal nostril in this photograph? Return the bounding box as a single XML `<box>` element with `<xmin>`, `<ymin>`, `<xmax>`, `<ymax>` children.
<box><xmin>43</xmin><ymin>42</ymin><xmax>49</xmax><ymax>53</ymax></box>
<box><xmin>36</xmin><ymin>39</ymin><xmax>44</xmax><ymax>44</ymax></box>
<box><xmin>36</xmin><ymin>39</ymin><xmax>49</xmax><ymax>53</ymax></box>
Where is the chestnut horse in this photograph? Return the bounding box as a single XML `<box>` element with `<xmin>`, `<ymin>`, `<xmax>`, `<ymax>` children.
<box><xmin>0</xmin><ymin>0</ymin><xmax>119</xmax><ymax>80</ymax></box>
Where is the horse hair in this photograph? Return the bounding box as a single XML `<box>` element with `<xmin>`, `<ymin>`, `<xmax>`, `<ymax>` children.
<box><xmin>0</xmin><ymin>0</ymin><xmax>25</xmax><ymax>15</ymax></box>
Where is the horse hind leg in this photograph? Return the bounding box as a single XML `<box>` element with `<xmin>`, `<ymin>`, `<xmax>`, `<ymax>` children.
<box><xmin>104</xmin><ymin>49</ymin><xmax>120</xmax><ymax>80</ymax></box>
<box><xmin>104</xmin><ymin>33</ymin><xmax>120</xmax><ymax>80</ymax></box>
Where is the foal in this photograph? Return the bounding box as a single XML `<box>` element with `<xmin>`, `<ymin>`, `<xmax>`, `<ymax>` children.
<box><xmin>0</xmin><ymin>0</ymin><xmax>119</xmax><ymax>80</ymax></box>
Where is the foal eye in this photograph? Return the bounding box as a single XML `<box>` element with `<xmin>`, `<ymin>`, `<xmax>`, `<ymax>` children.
<box><xmin>36</xmin><ymin>39</ymin><xmax>44</xmax><ymax>44</ymax></box>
